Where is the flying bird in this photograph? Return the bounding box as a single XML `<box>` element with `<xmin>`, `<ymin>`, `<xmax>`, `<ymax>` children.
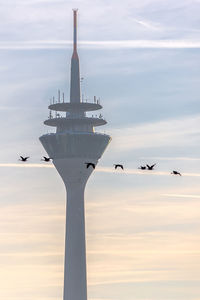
<box><xmin>171</xmin><ymin>170</ymin><xmax>182</xmax><ymax>176</ymax></box>
<box><xmin>19</xmin><ymin>156</ymin><xmax>29</xmax><ymax>162</ymax></box>
<box><xmin>85</xmin><ymin>162</ymin><xmax>96</xmax><ymax>169</ymax></box>
<box><xmin>146</xmin><ymin>164</ymin><xmax>156</xmax><ymax>170</ymax></box>
<box><xmin>114</xmin><ymin>164</ymin><xmax>124</xmax><ymax>170</ymax></box>
<box><xmin>138</xmin><ymin>166</ymin><xmax>146</xmax><ymax>170</ymax></box>
<box><xmin>41</xmin><ymin>156</ymin><xmax>52</xmax><ymax>162</ymax></box>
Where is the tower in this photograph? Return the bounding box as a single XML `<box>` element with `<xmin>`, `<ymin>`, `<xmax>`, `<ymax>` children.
<box><xmin>39</xmin><ymin>9</ymin><xmax>111</xmax><ymax>300</ymax></box>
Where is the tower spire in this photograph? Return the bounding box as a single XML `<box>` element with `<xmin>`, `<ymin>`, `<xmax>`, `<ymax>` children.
<box><xmin>73</xmin><ymin>9</ymin><xmax>78</xmax><ymax>53</ymax></box>
<box><xmin>70</xmin><ymin>9</ymin><xmax>81</xmax><ymax>103</ymax></box>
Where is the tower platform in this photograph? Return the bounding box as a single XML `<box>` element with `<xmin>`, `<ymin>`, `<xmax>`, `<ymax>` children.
<box><xmin>44</xmin><ymin>116</ymin><xmax>107</xmax><ymax>127</ymax></box>
<box><xmin>49</xmin><ymin>102</ymin><xmax>102</xmax><ymax>112</ymax></box>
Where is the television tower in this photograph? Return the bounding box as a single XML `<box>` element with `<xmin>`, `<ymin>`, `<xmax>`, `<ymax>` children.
<box><xmin>39</xmin><ymin>9</ymin><xmax>111</xmax><ymax>300</ymax></box>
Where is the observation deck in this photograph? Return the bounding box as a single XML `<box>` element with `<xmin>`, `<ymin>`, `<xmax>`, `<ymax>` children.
<box><xmin>49</xmin><ymin>102</ymin><xmax>102</xmax><ymax>112</ymax></box>
<box><xmin>44</xmin><ymin>116</ymin><xmax>106</xmax><ymax>127</ymax></box>
<box><xmin>45</xmin><ymin>98</ymin><xmax>106</xmax><ymax>132</ymax></box>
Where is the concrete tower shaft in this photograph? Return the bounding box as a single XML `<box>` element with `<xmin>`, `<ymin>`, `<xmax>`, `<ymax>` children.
<box><xmin>39</xmin><ymin>9</ymin><xmax>111</xmax><ymax>300</ymax></box>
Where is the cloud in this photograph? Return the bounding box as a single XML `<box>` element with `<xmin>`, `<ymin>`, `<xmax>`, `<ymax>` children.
<box><xmin>0</xmin><ymin>163</ymin><xmax>52</xmax><ymax>168</ymax></box>
<box><xmin>1</xmin><ymin>40</ymin><xmax>200</xmax><ymax>50</ymax></box>
<box><xmin>140</xmin><ymin>156</ymin><xmax>200</xmax><ymax>161</ymax></box>
<box><xmin>98</xmin><ymin>167</ymin><xmax>200</xmax><ymax>177</ymax></box>
<box><xmin>1</xmin><ymin>163</ymin><xmax>200</xmax><ymax>177</ymax></box>
<box><xmin>132</xmin><ymin>18</ymin><xmax>163</xmax><ymax>31</ymax></box>
<box><xmin>0</xmin><ymin>183</ymin><xmax>200</xmax><ymax>299</ymax></box>
<box><xmin>110</xmin><ymin>114</ymin><xmax>200</xmax><ymax>151</ymax></box>
<box><xmin>162</xmin><ymin>194</ymin><xmax>200</xmax><ymax>199</ymax></box>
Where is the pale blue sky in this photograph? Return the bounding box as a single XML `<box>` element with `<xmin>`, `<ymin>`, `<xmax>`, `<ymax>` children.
<box><xmin>0</xmin><ymin>0</ymin><xmax>200</xmax><ymax>299</ymax></box>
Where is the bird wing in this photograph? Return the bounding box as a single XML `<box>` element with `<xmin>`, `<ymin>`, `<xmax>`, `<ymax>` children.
<box><xmin>151</xmin><ymin>164</ymin><xmax>156</xmax><ymax>168</ymax></box>
<box><xmin>25</xmin><ymin>157</ymin><xmax>29</xmax><ymax>160</ymax></box>
<box><xmin>20</xmin><ymin>156</ymin><xmax>24</xmax><ymax>160</ymax></box>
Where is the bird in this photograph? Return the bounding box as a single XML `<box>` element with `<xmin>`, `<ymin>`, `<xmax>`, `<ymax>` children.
<box><xmin>171</xmin><ymin>170</ymin><xmax>182</xmax><ymax>176</ymax></box>
<box><xmin>146</xmin><ymin>164</ymin><xmax>156</xmax><ymax>170</ymax></box>
<box><xmin>114</xmin><ymin>164</ymin><xmax>124</xmax><ymax>170</ymax></box>
<box><xmin>85</xmin><ymin>162</ymin><xmax>96</xmax><ymax>169</ymax></box>
<box><xmin>41</xmin><ymin>156</ymin><xmax>52</xmax><ymax>162</ymax></box>
<box><xmin>138</xmin><ymin>166</ymin><xmax>146</xmax><ymax>170</ymax></box>
<box><xmin>19</xmin><ymin>156</ymin><xmax>29</xmax><ymax>162</ymax></box>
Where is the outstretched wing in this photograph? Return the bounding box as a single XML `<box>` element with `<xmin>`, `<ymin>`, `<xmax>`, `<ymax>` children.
<box><xmin>85</xmin><ymin>162</ymin><xmax>90</xmax><ymax>168</ymax></box>
<box><xmin>85</xmin><ymin>162</ymin><xmax>95</xmax><ymax>169</ymax></box>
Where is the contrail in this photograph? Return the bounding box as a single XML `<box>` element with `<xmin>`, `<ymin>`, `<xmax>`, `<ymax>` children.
<box><xmin>140</xmin><ymin>156</ymin><xmax>200</xmax><ymax>161</ymax></box>
<box><xmin>1</xmin><ymin>39</ymin><xmax>200</xmax><ymax>50</ymax></box>
<box><xmin>0</xmin><ymin>163</ymin><xmax>53</xmax><ymax>168</ymax></box>
<box><xmin>97</xmin><ymin>167</ymin><xmax>200</xmax><ymax>177</ymax></box>
<box><xmin>162</xmin><ymin>193</ymin><xmax>200</xmax><ymax>199</ymax></box>
<box><xmin>0</xmin><ymin>164</ymin><xmax>200</xmax><ymax>177</ymax></box>
<box><xmin>97</xmin><ymin>167</ymin><xmax>167</xmax><ymax>176</ymax></box>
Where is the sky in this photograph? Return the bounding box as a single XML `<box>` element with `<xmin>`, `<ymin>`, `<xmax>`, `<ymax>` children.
<box><xmin>0</xmin><ymin>0</ymin><xmax>200</xmax><ymax>299</ymax></box>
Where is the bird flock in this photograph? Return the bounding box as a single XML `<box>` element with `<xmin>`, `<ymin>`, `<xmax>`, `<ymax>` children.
<box><xmin>19</xmin><ymin>156</ymin><xmax>182</xmax><ymax>176</ymax></box>
<box><xmin>19</xmin><ymin>156</ymin><xmax>52</xmax><ymax>162</ymax></box>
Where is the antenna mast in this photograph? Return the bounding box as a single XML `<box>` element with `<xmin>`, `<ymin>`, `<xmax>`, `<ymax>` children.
<box><xmin>73</xmin><ymin>9</ymin><xmax>78</xmax><ymax>53</ymax></box>
<box><xmin>70</xmin><ymin>9</ymin><xmax>81</xmax><ymax>103</ymax></box>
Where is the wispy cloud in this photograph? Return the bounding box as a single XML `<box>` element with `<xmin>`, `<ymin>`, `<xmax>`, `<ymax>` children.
<box><xmin>162</xmin><ymin>193</ymin><xmax>200</xmax><ymax>199</ymax></box>
<box><xmin>1</xmin><ymin>164</ymin><xmax>200</xmax><ymax>177</ymax></box>
<box><xmin>0</xmin><ymin>163</ymin><xmax>52</xmax><ymax>168</ymax></box>
<box><xmin>111</xmin><ymin>114</ymin><xmax>200</xmax><ymax>151</ymax></box>
<box><xmin>1</xmin><ymin>39</ymin><xmax>200</xmax><ymax>50</ymax></box>
<box><xmin>132</xmin><ymin>18</ymin><xmax>162</xmax><ymax>31</ymax></box>
<box><xmin>1</xmin><ymin>185</ymin><xmax>200</xmax><ymax>298</ymax></box>
<box><xmin>140</xmin><ymin>156</ymin><xmax>200</xmax><ymax>161</ymax></box>
<box><xmin>98</xmin><ymin>167</ymin><xmax>200</xmax><ymax>177</ymax></box>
